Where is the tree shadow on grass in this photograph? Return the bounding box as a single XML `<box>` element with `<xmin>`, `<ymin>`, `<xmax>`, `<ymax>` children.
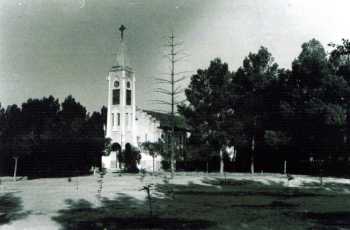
<box><xmin>0</xmin><ymin>192</ymin><xmax>31</xmax><ymax>225</ymax></box>
<box><xmin>230</xmin><ymin>200</ymin><xmax>299</xmax><ymax>209</ymax></box>
<box><xmin>156</xmin><ymin>178</ymin><xmax>333</xmax><ymax>199</ymax></box>
<box><xmin>52</xmin><ymin>193</ymin><xmax>216</xmax><ymax>230</ymax></box>
<box><xmin>302</xmin><ymin>181</ymin><xmax>350</xmax><ymax>193</ymax></box>
<box><xmin>155</xmin><ymin>179</ymin><xmax>350</xmax><ymax>229</ymax></box>
<box><xmin>53</xmin><ymin>179</ymin><xmax>349</xmax><ymax>230</ymax></box>
<box><xmin>290</xmin><ymin>211</ymin><xmax>350</xmax><ymax>229</ymax></box>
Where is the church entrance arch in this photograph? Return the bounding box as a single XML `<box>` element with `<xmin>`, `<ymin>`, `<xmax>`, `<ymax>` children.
<box><xmin>111</xmin><ymin>143</ymin><xmax>121</xmax><ymax>151</ymax></box>
<box><xmin>111</xmin><ymin>143</ymin><xmax>122</xmax><ymax>169</ymax></box>
<box><xmin>125</xmin><ymin>143</ymin><xmax>132</xmax><ymax>152</ymax></box>
<box><xmin>124</xmin><ymin>143</ymin><xmax>141</xmax><ymax>172</ymax></box>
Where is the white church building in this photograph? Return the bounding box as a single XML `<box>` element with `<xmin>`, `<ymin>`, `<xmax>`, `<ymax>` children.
<box><xmin>102</xmin><ymin>25</ymin><xmax>188</xmax><ymax>171</ymax></box>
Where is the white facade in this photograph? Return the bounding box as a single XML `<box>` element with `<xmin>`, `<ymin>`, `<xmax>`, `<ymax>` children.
<box><xmin>102</xmin><ymin>27</ymin><xmax>163</xmax><ymax>171</ymax></box>
<box><xmin>135</xmin><ymin>108</ymin><xmax>163</xmax><ymax>145</ymax></box>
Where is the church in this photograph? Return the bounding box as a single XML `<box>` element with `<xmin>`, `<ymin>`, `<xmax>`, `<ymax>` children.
<box><xmin>101</xmin><ymin>25</ymin><xmax>188</xmax><ymax>171</ymax></box>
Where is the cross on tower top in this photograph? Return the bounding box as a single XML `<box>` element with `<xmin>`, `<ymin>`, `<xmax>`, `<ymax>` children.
<box><xmin>119</xmin><ymin>25</ymin><xmax>126</xmax><ymax>41</ymax></box>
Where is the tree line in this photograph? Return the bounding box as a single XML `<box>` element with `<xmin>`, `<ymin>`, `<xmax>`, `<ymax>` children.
<box><xmin>1</xmin><ymin>38</ymin><xmax>350</xmax><ymax>177</ymax></box>
<box><xmin>179</xmin><ymin>38</ymin><xmax>350</xmax><ymax>176</ymax></box>
<box><xmin>0</xmin><ymin>95</ymin><xmax>107</xmax><ymax>178</ymax></box>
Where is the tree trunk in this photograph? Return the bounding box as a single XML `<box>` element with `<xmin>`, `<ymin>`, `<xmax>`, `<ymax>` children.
<box><xmin>206</xmin><ymin>161</ymin><xmax>209</xmax><ymax>174</ymax></box>
<box><xmin>250</xmin><ymin>155</ymin><xmax>255</xmax><ymax>174</ymax></box>
<box><xmin>13</xmin><ymin>157</ymin><xmax>19</xmax><ymax>181</ymax></box>
<box><xmin>219</xmin><ymin>149</ymin><xmax>224</xmax><ymax>174</ymax></box>
<box><xmin>170</xmin><ymin>136</ymin><xmax>175</xmax><ymax>177</ymax></box>
<box><xmin>250</xmin><ymin>136</ymin><xmax>255</xmax><ymax>174</ymax></box>
<box><xmin>152</xmin><ymin>156</ymin><xmax>155</xmax><ymax>174</ymax></box>
<box><xmin>283</xmin><ymin>160</ymin><xmax>287</xmax><ymax>174</ymax></box>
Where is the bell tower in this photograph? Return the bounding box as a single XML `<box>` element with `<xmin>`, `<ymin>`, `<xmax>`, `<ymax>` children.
<box><xmin>105</xmin><ymin>25</ymin><xmax>136</xmax><ymax>155</ymax></box>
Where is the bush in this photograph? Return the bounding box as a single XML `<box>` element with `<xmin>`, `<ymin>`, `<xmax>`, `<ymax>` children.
<box><xmin>122</xmin><ymin>143</ymin><xmax>141</xmax><ymax>173</ymax></box>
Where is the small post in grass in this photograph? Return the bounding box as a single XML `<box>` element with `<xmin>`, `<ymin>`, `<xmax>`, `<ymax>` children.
<box><xmin>75</xmin><ymin>177</ymin><xmax>79</xmax><ymax>191</ymax></box>
<box><xmin>286</xmin><ymin>173</ymin><xmax>294</xmax><ymax>187</ymax></box>
<box><xmin>223</xmin><ymin>171</ymin><xmax>227</xmax><ymax>185</ymax></box>
<box><xmin>75</xmin><ymin>169</ymin><xmax>80</xmax><ymax>191</ymax></box>
<box><xmin>318</xmin><ymin>160</ymin><xmax>324</xmax><ymax>186</ymax></box>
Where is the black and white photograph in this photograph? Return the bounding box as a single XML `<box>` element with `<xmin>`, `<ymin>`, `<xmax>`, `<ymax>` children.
<box><xmin>1</xmin><ymin>0</ymin><xmax>350</xmax><ymax>229</ymax></box>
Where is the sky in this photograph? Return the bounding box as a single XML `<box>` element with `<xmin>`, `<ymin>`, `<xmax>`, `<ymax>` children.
<box><xmin>1</xmin><ymin>0</ymin><xmax>350</xmax><ymax>113</ymax></box>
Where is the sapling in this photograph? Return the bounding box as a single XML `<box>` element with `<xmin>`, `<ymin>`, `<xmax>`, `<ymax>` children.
<box><xmin>74</xmin><ymin>169</ymin><xmax>80</xmax><ymax>191</ymax></box>
<box><xmin>140</xmin><ymin>184</ymin><xmax>154</xmax><ymax>217</ymax></box>
<box><xmin>162</xmin><ymin>175</ymin><xmax>169</xmax><ymax>185</ymax></box>
<box><xmin>139</xmin><ymin>169</ymin><xmax>147</xmax><ymax>182</ymax></box>
<box><xmin>318</xmin><ymin>160</ymin><xmax>324</xmax><ymax>186</ymax></box>
<box><xmin>163</xmin><ymin>175</ymin><xmax>175</xmax><ymax>199</ymax></box>
<box><xmin>96</xmin><ymin>169</ymin><xmax>105</xmax><ymax>200</ymax></box>
<box><xmin>312</xmin><ymin>159</ymin><xmax>324</xmax><ymax>186</ymax></box>
<box><xmin>75</xmin><ymin>177</ymin><xmax>79</xmax><ymax>191</ymax></box>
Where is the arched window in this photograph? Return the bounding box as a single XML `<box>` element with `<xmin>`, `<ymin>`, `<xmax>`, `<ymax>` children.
<box><xmin>126</xmin><ymin>89</ymin><xmax>132</xmax><ymax>105</ymax></box>
<box><xmin>127</xmin><ymin>81</ymin><xmax>131</xmax><ymax>88</ymax></box>
<box><xmin>114</xmin><ymin>80</ymin><xmax>120</xmax><ymax>88</ymax></box>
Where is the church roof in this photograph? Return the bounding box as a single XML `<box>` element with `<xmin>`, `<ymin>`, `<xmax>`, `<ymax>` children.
<box><xmin>142</xmin><ymin>110</ymin><xmax>189</xmax><ymax>131</ymax></box>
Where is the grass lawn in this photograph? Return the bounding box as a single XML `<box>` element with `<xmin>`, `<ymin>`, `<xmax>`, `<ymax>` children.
<box><xmin>1</xmin><ymin>173</ymin><xmax>350</xmax><ymax>229</ymax></box>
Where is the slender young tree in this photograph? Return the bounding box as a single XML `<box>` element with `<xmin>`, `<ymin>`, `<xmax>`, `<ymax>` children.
<box><xmin>142</xmin><ymin>140</ymin><xmax>163</xmax><ymax>174</ymax></box>
<box><xmin>154</xmin><ymin>33</ymin><xmax>188</xmax><ymax>176</ymax></box>
<box><xmin>9</xmin><ymin>134</ymin><xmax>33</xmax><ymax>181</ymax></box>
<box><xmin>1</xmin><ymin>104</ymin><xmax>34</xmax><ymax>180</ymax></box>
